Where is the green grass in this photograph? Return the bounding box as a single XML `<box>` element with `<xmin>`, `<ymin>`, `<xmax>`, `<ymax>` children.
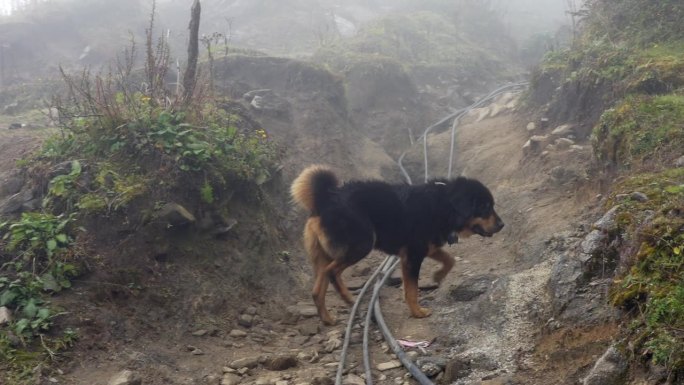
<box><xmin>608</xmin><ymin>168</ymin><xmax>684</xmax><ymax>372</ymax></box>
<box><xmin>593</xmin><ymin>94</ymin><xmax>684</xmax><ymax>169</ymax></box>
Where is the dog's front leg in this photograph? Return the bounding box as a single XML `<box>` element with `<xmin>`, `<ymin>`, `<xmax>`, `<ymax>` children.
<box><xmin>427</xmin><ymin>245</ymin><xmax>455</xmax><ymax>285</ymax></box>
<box><xmin>400</xmin><ymin>248</ymin><xmax>431</xmax><ymax>318</ymax></box>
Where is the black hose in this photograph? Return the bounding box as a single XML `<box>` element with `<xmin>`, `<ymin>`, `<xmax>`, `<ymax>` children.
<box><xmin>363</xmin><ymin>257</ymin><xmax>399</xmax><ymax>385</ymax></box>
<box><xmin>372</xmin><ymin>261</ymin><xmax>435</xmax><ymax>385</ymax></box>
<box><xmin>335</xmin><ymin>256</ymin><xmax>393</xmax><ymax>385</ymax></box>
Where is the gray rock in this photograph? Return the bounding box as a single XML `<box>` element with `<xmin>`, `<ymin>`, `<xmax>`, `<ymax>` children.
<box><xmin>377</xmin><ymin>360</ymin><xmax>402</xmax><ymax>371</ymax></box>
<box><xmin>416</xmin><ymin>357</ymin><xmax>446</xmax><ymax>377</ymax></box>
<box><xmin>238</xmin><ymin>314</ymin><xmax>254</xmax><ymax>328</ymax></box>
<box><xmin>549</xmin><ymin>252</ymin><xmax>584</xmax><ymax>306</ymax></box>
<box><xmin>582</xmin><ymin>346</ymin><xmax>627</xmax><ymax>385</ymax></box>
<box><xmin>593</xmin><ymin>206</ymin><xmax>620</xmax><ymax>233</ymax></box>
<box><xmin>297</xmin><ymin>305</ymin><xmax>318</xmax><ymax>318</ymax></box>
<box><xmin>282</xmin><ymin>306</ymin><xmax>301</xmax><ymax>324</ymax></box>
<box><xmin>324</xmin><ymin>337</ymin><xmax>342</xmax><ymax>353</ymax></box>
<box><xmin>343</xmin><ymin>374</ymin><xmax>364</xmax><ymax>385</ymax></box>
<box><xmin>539</xmin><ymin>117</ymin><xmax>549</xmax><ymax>129</ymax></box>
<box><xmin>108</xmin><ymin>370</ymin><xmax>141</xmax><ymax>385</ymax></box>
<box><xmin>21</xmin><ymin>198</ymin><xmax>41</xmax><ymax>212</ymax></box>
<box><xmin>193</xmin><ymin>329</ymin><xmax>209</xmax><ymax>337</ymax></box>
<box><xmin>263</xmin><ymin>354</ymin><xmax>298</xmax><ymax>371</ymax></box>
<box><xmin>550</xmin><ymin>166</ymin><xmax>579</xmax><ymax>185</ymax></box>
<box><xmin>0</xmin><ymin>189</ymin><xmax>34</xmax><ymax>214</ymax></box>
<box><xmin>243</xmin><ymin>89</ymin><xmax>272</xmax><ymax>102</ymax></box>
<box><xmin>522</xmin><ymin>135</ymin><xmax>548</xmax><ymax>156</ymax></box>
<box><xmin>551</xmin><ymin>124</ymin><xmax>575</xmax><ymax>137</ymax></box>
<box><xmin>675</xmin><ymin>155</ymin><xmax>684</xmax><ymax>168</ymax></box>
<box><xmin>0</xmin><ymin>306</ymin><xmax>12</xmax><ymax>325</ymax></box>
<box><xmin>630</xmin><ymin>191</ymin><xmax>649</xmax><ymax>202</ymax></box>
<box><xmin>580</xmin><ymin>230</ymin><xmax>606</xmax><ymax>258</ymax></box>
<box><xmin>244</xmin><ymin>89</ymin><xmax>290</xmax><ymax>116</ymax></box>
<box><xmin>555</xmin><ymin>137</ymin><xmax>575</xmax><ymax>150</ymax></box>
<box><xmin>229</xmin><ymin>329</ymin><xmax>248</xmax><ymax>338</ymax></box>
<box><xmin>245</xmin><ymin>306</ymin><xmax>258</xmax><ymax>315</ymax></box>
<box><xmin>221</xmin><ymin>373</ymin><xmax>241</xmax><ymax>385</ymax></box>
<box><xmin>464</xmin><ymin>351</ymin><xmax>498</xmax><ymax>371</ymax></box>
<box><xmin>230</xmin><ymin>356</ymin><xmax>260</xmax><ymax>369</ymax></box>
<box><xmin>298</xmin><ymin>322</ymin><xmax>319</xmax><ymax>336</ymax></box>
<box><xmin>405</xmin><ymin>351</ymin><xmax>419</xmax><ymax>362</ymax></box>
<box><xmin>526</xmin><ymin>122</ymin><xmax>536</xmax><ymax>132</ymax></box>
<box><xmin>311</xmin><ymin>377</ymin><xmax>333</xmax><ymax>385</ymax></box>
<box><xmin>158</xmin><ymin>202</ymin><xmax>196</xmax><ymax>226</ymax></box>
<box><xmin>442</xmin><ymin>358</ymin><xmax>471</xmax><ymax>383</ymax></box>
<box><xmin>255</xmin><ymin>377</ymin><xmax>273</xmax><ymax>385</ymax></box>
<box><xmin>0</xmin><ymin>174</ymin><xmax>25</xmax><ymax>197</ymax></box>
<box><xmin>448</xmin><ymin>275</ymin><xmax>493</xmax><ymax>301</ymax></box>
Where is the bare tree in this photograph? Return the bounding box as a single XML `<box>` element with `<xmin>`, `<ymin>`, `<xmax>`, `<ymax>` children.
<box><xmin>566</xmin><ymin>0</ymin><xmax>579</xmax><ymax>42</ymax></box>
<box><xmin>182</xmin><ymin>0</ymin><xmax>201</xmax><ymax>102</ymax></box>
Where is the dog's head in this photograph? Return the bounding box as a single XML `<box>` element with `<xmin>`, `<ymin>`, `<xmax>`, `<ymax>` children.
<box><xmin>444</xmin><ymin>177</ymin><xmax>504</xmax><ymax>239</ymax></box>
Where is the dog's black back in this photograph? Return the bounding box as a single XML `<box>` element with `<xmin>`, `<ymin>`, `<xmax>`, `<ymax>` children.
<box><xmin>318</xmin><ymin>177</ymin><xmax>495</xmax><ymax>260</ymax></box>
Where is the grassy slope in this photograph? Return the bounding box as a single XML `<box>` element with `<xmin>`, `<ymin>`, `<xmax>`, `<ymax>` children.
<box><xmin>531</xmin><ymin>0</ymin><xmax>684</xmax><ymax>377</ymax></box>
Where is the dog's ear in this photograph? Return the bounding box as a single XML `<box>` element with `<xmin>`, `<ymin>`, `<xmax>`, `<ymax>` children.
<box><xmin>448</xmin><ymin>197</ymin><xmax>473</xmax><ymax>229</ymax></box>
<box><xmin>446</xmin><ymin>181</ymin><xmax>474</xmax><ymax>230</ymax></box>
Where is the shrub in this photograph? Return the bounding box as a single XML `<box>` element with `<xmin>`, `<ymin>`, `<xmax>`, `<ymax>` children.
<box><xmin>608</xmin><ymin>168</ymin><xmax>684</xmax><ymax>372</ymax></box>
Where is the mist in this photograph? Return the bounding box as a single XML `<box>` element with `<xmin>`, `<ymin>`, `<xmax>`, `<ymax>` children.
<box><xmin>0</xmin><ymin>0</ymin><xmax>574</xmax><ymax>81</ymax></box>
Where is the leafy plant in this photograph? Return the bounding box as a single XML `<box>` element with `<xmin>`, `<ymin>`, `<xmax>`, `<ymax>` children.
<box><xmin>1</xmin><ymin>213</ymin><xmax>74</xmax><ymax>260</ymax></box>
<box><xmin>200</xmin><ymin>181</ymin><xmax>214</xmax><ymax>204</ymax></box>
<box><xmin>43</xmin><ymin>160</ymin><xmax>83</xmax><ymax>210</ymax></box>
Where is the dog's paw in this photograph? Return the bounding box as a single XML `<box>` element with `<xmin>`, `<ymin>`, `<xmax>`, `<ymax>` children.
<box><xmin>321</xmin><ymin>315</ymin><xmax>337</xmax><ymax>326</ymax></box>
<box><xmin>412</xmin><ymin>307</ymin><xmax>432</xmax><ymax>318</ymax></box>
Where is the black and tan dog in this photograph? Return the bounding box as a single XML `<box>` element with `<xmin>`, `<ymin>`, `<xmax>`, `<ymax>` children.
<box><xmin>291</xmin><ymin>165</ymin><xmax>504</xmax><ymax>325</ymax></box>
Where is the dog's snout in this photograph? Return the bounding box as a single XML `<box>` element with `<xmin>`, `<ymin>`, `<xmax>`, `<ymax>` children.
<box><xmin>494</xmin><ymin>215</ymin><xmax>504</xmax><ymax>231</ymax></box>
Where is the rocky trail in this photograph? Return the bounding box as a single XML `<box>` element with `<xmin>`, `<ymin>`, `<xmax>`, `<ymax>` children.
<box><xmin>0</xmin><ymin>93</ymin><xmax>615</xmax><ymax>385</ymax></box>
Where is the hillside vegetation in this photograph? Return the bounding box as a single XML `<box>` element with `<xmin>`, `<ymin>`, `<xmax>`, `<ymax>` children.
<box><xmin>531</xmin><ymin>0</ymin><xmax>684</xmax><ymax>379</ymax></box>
<box><xmin>0</xmin><ymin>22</ymin><xmax>283</xmax><ymax>382</ymax></box>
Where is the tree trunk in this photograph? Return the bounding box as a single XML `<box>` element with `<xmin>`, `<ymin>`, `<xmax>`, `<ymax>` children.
<box><xmin>183</xmin><ymin>0</ymin><xmax>201</xmax><ymax>102</ymax></box>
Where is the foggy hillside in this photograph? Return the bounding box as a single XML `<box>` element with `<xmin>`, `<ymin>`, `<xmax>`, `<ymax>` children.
<box><xmin>7</xmin><ymin>1</ymin><xmax>683</xmax><ymax>385</ymax></box>
<box><xmin>0</xmin><ymin>0</ymin><xmax>572</xmax><ymax>78</ymax></box>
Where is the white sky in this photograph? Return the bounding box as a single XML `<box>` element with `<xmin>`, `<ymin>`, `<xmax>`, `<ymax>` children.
<box><xmin>0</xmin><ymin>0</ymin><xmax>11</xmax><ymax>16</ymax></box>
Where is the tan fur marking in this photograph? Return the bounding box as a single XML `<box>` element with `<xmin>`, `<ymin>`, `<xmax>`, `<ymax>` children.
<box><xmin>290</xmin><ymin>165</ymin><xmax>336</xmax><ymax>212</ymax></box>
<box><xmin>400</xmin><ymin>248</ymin><xmax>431</xmax><ymax>318</ymax></box>
<box><xmin>304</xmin><ymin>217</ymin><xmax>354</xmax><ymax>322</ymax></box>
<box><xmin>329</xmin><ymin>262</ymin><xmax>354</xmax><ymax>305</ymax></box>
<box><xmin>462</xmin><ymin>213</ymin><xmax>500</xmax><ymax>235</ymax></box>
<box><xmin>427</xmin><ymin>244</ymin><xmax>455</xmax><ymax>285</ymax></box>
<box><xmin>305</xmin><ymin>217</ymin><xmax>347</xmax><ymax>260</ymax></box>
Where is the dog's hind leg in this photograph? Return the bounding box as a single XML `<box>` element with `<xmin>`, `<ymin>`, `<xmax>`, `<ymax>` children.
<box><xmin>328</xmin><ymin>262</ymin><xmax>354</xmax><ymax>305</ymax></box>
<box><xmin>400</xmin><ymin>247</ymin><xmax>431</xmax><ymax>318</ymax></box>
<box><xmin>305</xmin><ymin>218</ymin><xmax>336</xmax><ymax>325</ymax></box>
<box><xmin>427</xmin><ymin>245</ymin><xmax>455</xmax><ymax>285</ymax></box>
<box><xmin>312</xmin><ymin>255</ymin><xmax>335</xmax><ymax>325</ymax></box>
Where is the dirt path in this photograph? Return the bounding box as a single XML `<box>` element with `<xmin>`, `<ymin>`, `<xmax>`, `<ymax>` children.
<box><xmin>0</xmin><ymin>97</ymin><xmax>604</xmax><ymax>385</ymax></box>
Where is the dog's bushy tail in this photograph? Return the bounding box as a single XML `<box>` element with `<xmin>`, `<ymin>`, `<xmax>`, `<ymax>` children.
<box><xmin>291</xmin><ymin>165</ymin><xmax>339</xmax><ymax>214</ymax></box>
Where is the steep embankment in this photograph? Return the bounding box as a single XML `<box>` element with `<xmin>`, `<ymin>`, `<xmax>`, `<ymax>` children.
<box><xmin>524</xmin><ymin>1</ymin><xmax>684</xmax><ymax>383</ymax></box>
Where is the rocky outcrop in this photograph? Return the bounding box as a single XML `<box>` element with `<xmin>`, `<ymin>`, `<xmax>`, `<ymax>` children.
<box><xmin>582</xmin><ymin>346</ymin><xmax>627</xmax><ymax>385</ymax></box>
<box><xmin>548</xmin><ymin>206</ymin><xmax>622</xmax><ymax>325</ymax></box>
